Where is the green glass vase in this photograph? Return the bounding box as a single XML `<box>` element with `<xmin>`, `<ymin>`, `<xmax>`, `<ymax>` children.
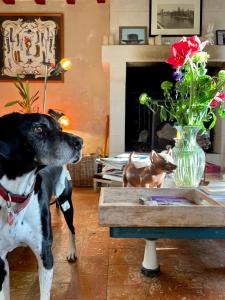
<box><xmin>172</xmin><ymin>126</ymin><xmax>205</xmax><ymax>187</ymax></box>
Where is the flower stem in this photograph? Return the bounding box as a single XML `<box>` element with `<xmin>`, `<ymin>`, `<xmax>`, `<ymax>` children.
<box><xmin>188</xmin><ymin>58</ymin><xmax>195</xmax><ymax>125</ymax></box>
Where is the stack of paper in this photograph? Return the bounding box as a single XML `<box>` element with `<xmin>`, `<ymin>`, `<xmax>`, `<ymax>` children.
<box><xmin>103</xmin><ymin>170</ymin><xmax>123</xmax><ymax>182</ymax></box>
<box><xmin>98</xmin><ymin>153</ymin><xmax>150</xmax><ymax>182</ymax></box>
<box><xmin>200</xmin><ymin>182</ymin><xmax>225</xmax><ymax>200</ymax></box>
<box><xmin>99</xmin><ymin>153</ymin><xmax>150</xmax><ymax>170</ymax></box>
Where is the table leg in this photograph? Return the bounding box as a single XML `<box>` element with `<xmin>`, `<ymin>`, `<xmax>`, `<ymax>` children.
<box><xmin>93</xmin><ymin>179</ymin><xmax>97</xmax><ymax>192</ymax></box>
<box><xmin>141</xmin><ymin>239</ymin><xmax>160</xmax><ymax>277</ymax></box>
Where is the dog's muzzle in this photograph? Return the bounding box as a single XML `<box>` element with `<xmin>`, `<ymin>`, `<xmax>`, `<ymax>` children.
<box><xmin>69</xmin><ymin>136</ymin><xmax>83</xmax><ymax>163</ymax></box>
<box><xmin>165</xmin><ymin>162</ymin><xmax>177</xmax><ymax>174</ymax></box>
<box><xmin>68</xmin><ymin>135</ymin><xmax>83</xmax><ymax>150</ymax></box>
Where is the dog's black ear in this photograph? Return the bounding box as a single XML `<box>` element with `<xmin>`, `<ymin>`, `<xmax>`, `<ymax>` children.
<box><xmin>0</xmin><ymin>140</ymin><xmax>14</xmax><ymax>159</ymax></box>
<box><xmin>0</xmin><ymin>113</ymin><xmax>23</xmax><ymax>159</ymax></box>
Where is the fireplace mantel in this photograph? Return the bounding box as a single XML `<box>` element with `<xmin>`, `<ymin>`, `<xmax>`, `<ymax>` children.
<box><xmin>102</xmin><ymin>45</ymin><xmax>225</xmax><ymax>165</ymax></box>
<box><xmin>102</xmin><ymin>45</ymin><xmax>225</xmax><ymax>63</ymax></box>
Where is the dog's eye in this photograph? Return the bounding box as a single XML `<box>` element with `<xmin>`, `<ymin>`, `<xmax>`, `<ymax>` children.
<box><xmin>34</xmin><ymin>126</ymin><xmax>43</xmax><ymax>133</ymax></box>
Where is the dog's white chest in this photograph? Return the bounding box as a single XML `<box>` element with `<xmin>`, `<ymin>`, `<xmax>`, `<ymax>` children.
<box><xmin>0</xmin><ymin>194</ymin><xmax>42</xmax><ymax>256</ymax></box>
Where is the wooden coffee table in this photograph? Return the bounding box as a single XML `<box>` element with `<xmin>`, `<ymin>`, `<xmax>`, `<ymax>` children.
<box><xmin>99</xmin><ymin>187</ymin><xmax>225</xmax><ymax>277</ymax></box>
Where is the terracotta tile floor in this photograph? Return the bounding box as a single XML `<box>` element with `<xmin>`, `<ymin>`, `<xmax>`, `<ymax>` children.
<box><xmin>7</xmin><ymin>188</ymin><xmax>225</xmax><ymax>299</ymax></box>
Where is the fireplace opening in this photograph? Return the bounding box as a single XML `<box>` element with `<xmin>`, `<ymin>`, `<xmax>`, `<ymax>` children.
<box><xmin>125</xmin><ymin>62</ymin><xmax>218</xmax><ymax>153</ymax></box>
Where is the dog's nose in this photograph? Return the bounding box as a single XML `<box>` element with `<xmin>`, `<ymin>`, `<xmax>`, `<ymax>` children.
<box><xmin>72</xmin><ymin>136</ymin><xmax>83</xmax><ymax>150</ymax></box>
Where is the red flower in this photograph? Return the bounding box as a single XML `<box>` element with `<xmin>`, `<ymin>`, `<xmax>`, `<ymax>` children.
<box><xmin>210</xmin><ymin>92</ymin><xmax>225</xmax><ymax>107</ymax></box>
<box><xmin>165</xmin><ymin>35</ymin><xmax>205</xmax><ymax>69</ymax></box>
<box><xmin>166</xmin><ymin>41</ymin><xmax>190</xmax><ymax>68</ymax></box>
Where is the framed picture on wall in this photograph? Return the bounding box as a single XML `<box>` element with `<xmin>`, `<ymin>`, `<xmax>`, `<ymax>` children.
<box><xmin>149</xmin><ymin>0</ymin><xmax>202</xmax><ymax>36</ymax></box>
<box><xmin>119</xmin><ymin>26</ymin><xmax>148</xmax><ymax>45</ymax></box>
<box><xmin>216</xmin><ymin>30</ymin><xmax>225</xmax><ymax>45</ymax></box>
<box><xmin>0</xmin><ymin>13</ymin><xmax>64</xmax><ymax>81</ymax></box>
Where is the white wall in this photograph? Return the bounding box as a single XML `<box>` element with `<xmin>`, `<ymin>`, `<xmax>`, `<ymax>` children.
<box><xmin>0</xmin><ymin>0</ymin><xmax>110</xmax><ymax>155</ymax></box>
<box><xmin>110</xmin><ymin>0</ymin><xmax>149</xmax><ymax>43</ymax></box>
<box><xmin>107</xmin><ymin>0</ymin><xmax>225</xmax><ymax>165</ymax></box>
<box><xmin>110</xmin><ymin>0</ymin><xmax>225</xmax><ymax>45</ymax></box>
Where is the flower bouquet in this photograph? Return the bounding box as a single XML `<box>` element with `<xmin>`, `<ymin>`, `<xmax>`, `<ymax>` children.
<box><xmin>139</xmin><ymin>36</ymin><xmax>225</xmax><ymax>130</ymax></box>
<box><xmin>139</xmin><ymin>36</ymin><xmax>225</xmax><ymax>187</ymax></box>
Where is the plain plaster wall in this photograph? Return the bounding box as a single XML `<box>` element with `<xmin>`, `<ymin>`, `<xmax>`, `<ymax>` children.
<box><xmin>1</xmin><ymin>0</ymin><xmax>225</xmax><ymax>158</ymax></box>
<box><xmin>0</xmin><ymin>0</ymin><xmax>110</xmax><ymax>155</ymax></box>
<box><xmin>107</xmin><ymin>0</ymin><xmax>225</xmax><ymax>163</ymax></box>
<box><xmin>110</xmin><ymin>0</ymin><xmax>225</xmax><ymax>44</ymax></box>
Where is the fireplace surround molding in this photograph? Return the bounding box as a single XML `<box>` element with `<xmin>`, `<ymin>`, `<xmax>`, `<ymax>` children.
<box><xmin>102</xmin><ymin>45</ymin><xmax>225</xmax><ymax>166</ymax></box>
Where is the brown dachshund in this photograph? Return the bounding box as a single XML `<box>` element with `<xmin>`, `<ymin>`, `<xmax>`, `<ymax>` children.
<box><xmin>123</xmin><ymin>148</ymin><xmax>176</xmax><ymax>188</ymax></box>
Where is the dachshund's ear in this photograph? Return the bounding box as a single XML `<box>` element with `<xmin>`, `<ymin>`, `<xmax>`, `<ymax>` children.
<box><xmin>149</xmin><ymin>150</ymin><xmax>159</xmax><ymax>162</ymax></box>
<box><xmin>166</xmin><ymin>146</ymin><xmax>173</xmax><ymax>156</ymax></box>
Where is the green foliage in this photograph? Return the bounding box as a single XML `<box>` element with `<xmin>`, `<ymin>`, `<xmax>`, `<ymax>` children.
<box><xmin>139</xmin><ymin>52</ymin><xmax>225</xmax><ymax>131</ymax></box>
<box><xmin>4</xmin><ymin>76</ymin><xmax>39</xmax><ymax>113</ymax></box>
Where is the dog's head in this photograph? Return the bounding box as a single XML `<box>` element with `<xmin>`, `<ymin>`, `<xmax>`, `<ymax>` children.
<box><xmin>0</xmin><ymin>113</ymin><xmax>83</xmax><ymax>172</ymax></box>
<box><xmin>150</xmin><ymin>148</ymin><xmax>176</xmax><ymax>174</ymax></box>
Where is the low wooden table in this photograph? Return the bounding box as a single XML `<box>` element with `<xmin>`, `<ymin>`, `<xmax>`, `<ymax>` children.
<box><xmin>99</xmin><ymin>187</ymin><xmax>225</xmax><ymax>277</ymax></box>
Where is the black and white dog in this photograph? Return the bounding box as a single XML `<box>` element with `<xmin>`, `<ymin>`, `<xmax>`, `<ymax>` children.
<box><xmin>39</xmin><ymin>164</ymin><xmax>78</xmax><ymax>262</ymax></box>
<box><xmin>0</xmin><ymin>112</ymin><xmax>83</xmax><ymax>300</ymax></box>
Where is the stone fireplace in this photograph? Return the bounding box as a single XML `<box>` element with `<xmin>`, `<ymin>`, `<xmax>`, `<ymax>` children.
<box><xmin>125</xmin><ymin>62</ymin><xmax>173</xmax><ymax>153</ymax></box>
<box><xmin>102</xmin><ymin>45</ymin><xmax>225</xmax><ymax>166</ymax></box>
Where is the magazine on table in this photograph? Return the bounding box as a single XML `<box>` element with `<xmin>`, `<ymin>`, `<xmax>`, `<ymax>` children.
<box><xmin>139</xmin><ymin>195</ymin><xmax>195</xmax><ymax>206</ymax></box>
<box><xmin>150</xmin><ymin>196</ymin><xmax>194</xmax><ymax>206</ymax></box>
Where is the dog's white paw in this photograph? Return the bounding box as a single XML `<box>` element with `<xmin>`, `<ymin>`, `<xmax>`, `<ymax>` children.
<box><xmin>67</xmin><ymin>232</ymin><xmax>77</xmax><ymax>263</ymax></box>
<box><xmin>67</xmin><ymin>252</ymin><xmax>77</xmax><ymax>263</ymax></box>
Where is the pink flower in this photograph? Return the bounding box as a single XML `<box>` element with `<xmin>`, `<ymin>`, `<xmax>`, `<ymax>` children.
<box><xmin>165</xmin><ymin>36</ymin><xmax>207</xmax><ymax>69</ymax></box>
<box><xmin>210</xmin><ymin>92</ymin><xmax>225</xmax><ymax>107</ymax></box>
<box><xmin>182</xmin><ymin>36</ymin><xmax>200</xmax><ymax>50</ymax></box>
<box><xmin>183</xmin><ymin>36</ymin><xmax>209</xmax><ymax>51</ymax></box>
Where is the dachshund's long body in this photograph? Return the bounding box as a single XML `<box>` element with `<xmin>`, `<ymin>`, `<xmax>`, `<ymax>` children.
<box><xmin>123</xmin><ymin>149</ymin><xmax>176</xmax><ymax>188</ymax></box>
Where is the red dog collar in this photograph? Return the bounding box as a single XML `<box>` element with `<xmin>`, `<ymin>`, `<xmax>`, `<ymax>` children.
<box><xmin>0</xmin><ymin>182</ymin><xmax>34</xmax><ymax>204</ymax></box>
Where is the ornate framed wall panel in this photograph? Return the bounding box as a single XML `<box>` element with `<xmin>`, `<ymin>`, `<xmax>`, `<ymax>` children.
<box><xmin>0</xmin><ymin>13</ymin><xmax>64</xmax><ymax>81</ymax></box>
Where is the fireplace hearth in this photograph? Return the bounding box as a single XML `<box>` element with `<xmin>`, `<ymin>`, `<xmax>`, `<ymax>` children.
<box><xmin>125</xmin><ymin>63</ymin><xmax>216</xmax><ymax>153</ymax></box>
<box><xmin>125</xmin><ymin>63</ymin><xmax>174</xmax><ymax>152</ymax></box>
